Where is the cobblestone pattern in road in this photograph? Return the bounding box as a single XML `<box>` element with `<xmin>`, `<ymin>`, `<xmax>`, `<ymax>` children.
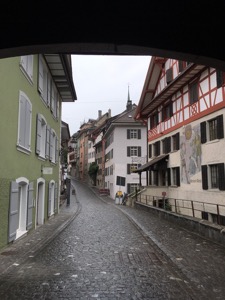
<box><xmin>0</xmin><ymin>181</ymin><xmax>207</xmax><ymax>299</ymax></box>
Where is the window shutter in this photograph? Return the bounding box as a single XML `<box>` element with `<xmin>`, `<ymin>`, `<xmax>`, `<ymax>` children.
<box><xmin>217</xmin><ymin>115</ymin><xmax>224</xmax><ymax>139</ymax></box>
<box><xmin>36</xmin><ymin>114</ymin><xmax>42</xmax><ymax>155</ymax></box>
<box><xmin>38</xmin><ymin>56</ymin><xmax>44</xmax><ymax>94</ymax></box>
<box><xmin>8</xmin><ymin>181</ymin><xmax>19</xmax><ymax>242</ymax></box>
<box><xmin>54</xmin><ymin>182</ymin><xmax>58</xmax><ymax>213</ymax></box>
<box><xmin>127</xmin><ymin>147</ymin><xmax>131</xmax><ymax>157</ymax></box>
<box><xmin>166</xmin><ymin>137</ymin><xmax>171</xmax><ymax>153</ymax></box>
<box><xmin>18</xmin><ymin>95</ymin><xmax>26</xmax><ymax>147</ymax></box>
<box><xmin>127</xmin><ymin>129</ymin><xmax>130</xmax><ymax>139</ymax></box>
<box><xmin>148</xmin><ymin>144</ymin><xmax>152</xmax><ymax>158</ymax></box>
<box><xmin>178</xmin><ymin>61</ymin><xmax>184</xmax><ymax>72</ymax></box>
<box><xmin>201</xmin><ymin>165</ymin><xmax>208</xmax><ymax>190</ymax></box>
<box><xmin>127</xmin><ymin>184</ymin><xmax>131</xmax><ymax>194</ymax></box>
<box><xmin>138</xmin><ymin>147</ymin><xmax>141</xmax><ymax>157</ymax></box>
<box><xmin>138</xmin><ymin>129</ymin><xmax>141</xmax><ymax>139</ymax></box>
<box><xmin>176</xmin><ymin>167</ymin><xmax>180</xmax><ymax>186</ymax></box>
<box><xmin>50</xmin><ymin>129</ymin><xmax>53</xmax><ymax>161</ymax></box>
<box><xmin>25</xmin><ymin>99</ymin><xmax>32</xmax><ymax>150</ymax></box>
<box><xmin>216</xmin><ymin>70</ymin><xmax>223</xmax><ymax>88</ymax></box>
<box><xmin>46</xmin><ymin>125</ymin><xmax>50</xmax><ymax>159</ymax></box>
<box><xmin>166</xmin><ymin>68</ymin><xmax>173</xmax><ymax>84</ymax></box>
<box><xmin>218</xmin><ymin>163</ymin><xmax>225</xmax><ymax>190</ymax></box>
<box><xmin>189</xmin><ymin>81</ymin><xmax>198</xmax><ymax>104</ymax></box>
<box><xmin>200</xmin><ymin>122</ymin><xmax>207</xmax><ymax>144</ymax></box>
<box><xmin>55</xmin><ymin>136</ymin><xmax>59</xmax><ymax>163</ymax></box>
<box><xmin>27</xmin><ymin>182</ymin><xmax>34</xmax><ymax>230</ymax></box>
<box><xmin>48</xmin><ymin>182</ymin><xmax>52</xmax><ymax>217</ymax></box>
<box><xmin>127</xmin><ymin>164</ymin><xmax>131</xmax><ymax>174</ymax></box>
<box><xmin>169</xmin><ymin>102</ymin><xmax>173</xmax><ymax>117</ymax></box>
<box><xmin>27</xmin><ymin>55</ymin><xmax>33</xmax><ymax>80</ymax></box>
<box><xmin>176</xmin><ymin>133</ymin><xmax>180</xmax><ymax>150</ymax></box>
<box><xmin>162</xmin><ymin>107</ymin><xmax>165</xmax><ymax>122</ymax></box>
<box><xmin>47</xmin><ymin>75</ymin><xmax>51</xmax><ymax>106</ymax></box>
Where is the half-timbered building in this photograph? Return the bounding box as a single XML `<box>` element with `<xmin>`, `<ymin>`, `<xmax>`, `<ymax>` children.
<box><xmin>134</xmin><ymin>56</ymin><xmax>225</xmax><ymax>225</ymax></box>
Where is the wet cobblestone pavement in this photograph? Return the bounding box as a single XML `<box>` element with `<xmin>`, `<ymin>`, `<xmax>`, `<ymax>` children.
<box><xmin>0</xmin><ymin>179</ymin><xmax>225</xmax><ymax>299</ymax></box>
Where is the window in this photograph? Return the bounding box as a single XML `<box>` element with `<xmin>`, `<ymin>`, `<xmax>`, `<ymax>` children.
<box><xmin>162</xmin><ymin>137</ymin><xmax>171</xmax><ymax>154</ymax></box>
<box><xmin>127</xmin><ymin>183</ymin><xmax>139</xmax><ymax>194</ymax></box>
<box><xmin>216</xmin><ymin>70</ymin><xmax>225</xmax><ymax>88</ymax></box>
<box><xmin>20</xmin><ymin>55</ymin><xmax>33</xmax><ymax>82</ymax></box>
<box><xmin>189</xmin><ymin>81</ymin><xmax>198</xmax><ymax>104</ymax></box>
<box><xmin>127</xmin><ymin>129</ymin><xmax>141</xmax><ymax>139</ymax></box>
<box><xmin>201</xmin><ymin>115</ymin><xmax>224</xmax><ymax>143</ymax></box>
<box><xmin>171</xmin><ymin>167</ymin><xmax>180</xmax><ymax>186</ymax></box>
<box><xmin>172</xmin><ymin>133</ymin><xmax>180</xmax><ymax>151</ymax></box>
<box><xmin>36</xmin><ymin>114</ymin><xmax>47</xmax><ymax>159</ymax></box>
<box><xmin>17</xmin><ymin>91</ymin><xmax>32</xmax><ymax>153</ymax></box>
<box><xmin>127</xmin><ymin>146</ymin><xmax>141</xmax><ymax>157</ymax></box>
<box><xmin>127</xmin><ymin>164</ymin><xmax>141</xmax><ymax>174</ymax></box>
<box><xmin>162</xmin><ymin>102</ymin><xmax>173</xmax><ymax>121</ymax></box>
<box><xmin>166</xmin><ymin>67</ymin><xmax>173</xmax><ymax>84</ymax></box>
<box><xmin>153</xmin><ymin>141</ymin><xmax>160</xmax><ymax>156</ymax></box>
<box><xmin>148</xmin><ymin>144</ymin><xmax>152</xmax><ymax>158</ymax></box>
<box><xmin>150</xmin><ymin>112</ymin><xmax>159</xmax><ymax>129</ymax></box>
<box><xmin>202</xmin><ymin>164</ymin><xmax>225</xmax><ymax>190</ymax></box>
<box><xmin>50</xmin><ymin>129</ymin><xmax>58</xmax><ymax>164</ymax></box>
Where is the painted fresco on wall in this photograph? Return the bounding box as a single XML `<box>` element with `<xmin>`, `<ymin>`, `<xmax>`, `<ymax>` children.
<box><xmin>180</xmin><ymin>124</ymin><xmax>201</xmax><ymax>184</ymax></box>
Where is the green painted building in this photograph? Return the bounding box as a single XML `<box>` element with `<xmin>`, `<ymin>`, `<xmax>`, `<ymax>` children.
<box><xmin>0</xmin><ymin>54</ymin><xmax>76</xmax><ymax>250</ymax></box>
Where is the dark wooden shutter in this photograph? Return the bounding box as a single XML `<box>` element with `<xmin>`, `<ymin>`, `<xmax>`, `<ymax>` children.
<box><xmin>176</xmin><ymin>132</ymin><xmax>180</xmax><ymax>150</ymax></box>
<box><xmin>201</xmin><ymin>165</ymin><xmax>208</xmax><ymax>190</ymax></box>
<box><xmin>218</xmin><ymin>163</ymin><xmax>225</xmax><ymax>190</ymax></box>
<box><xmin>200</xmin><ymin>122</ymin><xmax>207</xmax><ymax>143</ymax></box>
<box><xmin>166</xmin><ymin>68</ymin><xmax>173</xmax><ymax>84</ymax></box>
<box><xmin>127</xmin><ymin>184</ymin><xmax>131</xmax><ymax>194</ymax></box>
<box><xmin>148</xmin><ymin>144</ymin><xmax>152</xmax><ymax>158</ymax></box>
<box><xmin>127</xmin><ymin>129</ymin><xmax>130</xmax><ymax>139</ymax></box>
<box><xmin>166</xmin><ymin>137</ymin><xmax>171</xmax><ymax>153</ymax></box>
<box><xmin>138</xmin><ymin>147</ymin><xmax>141</xmax><ymax>157</ymax></box>
<box><xmin>216</xmin><ymin>70</ymin><xmax>223</xmax><ymax>88</ymax></box>
<box><xmin>138</xmin><ymin>129</ymin><xmax>141</xmax><ymax>139</ymax></box>
<box><xmin>167</xmin><ymin>169</ymin><xmax>171</xmax><ymax>186</ymax></box>
<box><xmin>189</xmin><ymin>81</ymin><xmax>198</xmax><ymax>104</ymax></box>
<box><xmin>176</xmin><ymin>167</ymin><xmax>180</xmax><ymax>186</ymax></box>
<box><xmin>127</xmin><ymin>147</ymin><xmax>131</xmax><ymax>157</ymax></box>
<box><xmin>127</xmin><ymin>164</ymin><xmax>131</xmax><ymax>174</ymax></box>
<box><xmin>169</xmin><ymin>102</ymin><xmax>173</xmax><ymax>117</ymax></box>
<box><xmin>217</xmin><ymin>115</ymin><xmax>224</xmax><ymax>139</ymax></box>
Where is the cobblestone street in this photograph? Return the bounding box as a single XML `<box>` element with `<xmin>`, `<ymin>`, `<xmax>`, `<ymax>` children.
<box><xmin>0</xmin><ymin>179</ymin><xmax>225</xmax><ymax>299</ymax></box>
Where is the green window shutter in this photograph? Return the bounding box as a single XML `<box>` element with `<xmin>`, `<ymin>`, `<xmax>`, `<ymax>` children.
<box><xmin>218</xmin><ymin>163</ymin><xmax>225</xmax><ymax>190</ymax></box>
<box><xmin>200</xmin><ymin>122</ymin><xmax>207</xmax><ymax>143</ymax></box>
<box><xmin>201</xmin><ymin>165</ymin><xmax>208</xmax><ymax>190</ymax></box>
<box><xmin>217</xmin><ymin>115</ymin><xmax>224</xmax><ymax>139</ymax></box>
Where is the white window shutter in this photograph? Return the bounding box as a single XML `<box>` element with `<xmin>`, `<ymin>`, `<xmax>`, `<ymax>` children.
<box><xmin>55</xmin><ymin>136</ymin><xmax>59</xmax><ymax>163</ymax></box>
<box><xmin>50</xmin><ymin>129</ymin><xmax>53</xmax><ymax>161</ymax></box>
<box><xmin>27</xmin><ymin>182</ymin><xmax>34</xmax><ymax>230</ymax></box>
<box><xmin>9</xmin><ymin>181</ymin><xmax>19</xmax><ymax>242</ymax></box>
<box><xmin>18</xmin><ymin>95</ymin><xmax>26</xmax><ymax>147</ymax></box>
<box><xmin>47</xmin><ymin>75</ymin><xmax>51</xmax><ymax>107</ymax></box>
<box><xmin>46</xmin><ymin>125</ymin><xmax>50</xmax><ymax>159</ymax></box>
<box><xmin>36</xmin><ymin>114</ymin><xmax>42</xmax><ymax>155</ymax></box>
<box><xmin>27</xmin><ymin>55</ymin><xmax>33</xmax><ymax>80</ymax></box>
<box><xmin>38</xmin><ymin>56</ymin><xmax>44</xmax><ymax>94</ymax></box>
<box><xmin>48</xmin><ymin>182</ymin><xmax>52</xmax><ymax>217</ymax></box>
<box><xmin>25</xmin><ymin>99</ymin><xmax>32</xmax><ymax>150</ymax></box>
<box><xmin>54</xmin><ymin>182</ymin><xmax>58</xmax><ymax>213</ymax></box>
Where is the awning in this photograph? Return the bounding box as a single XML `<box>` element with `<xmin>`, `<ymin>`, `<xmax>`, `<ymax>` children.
<box><xmin>133</xmin><ymin>154</ymin><xmax>169</xmax><ymax>173</ymax></box>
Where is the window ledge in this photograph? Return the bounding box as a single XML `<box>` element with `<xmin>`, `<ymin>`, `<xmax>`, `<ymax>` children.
<box><xmin>17</xmin><ymin>144</ymin><xmax>31</xmax><ymax>155</ymax></box>
<box><xmin>206</xmin><ymin>139</ymin><xmax>220</xmax><ymax>145</ymax></box>
<box><xmin>38</xmin><ymin>155</ymin><xmax>46</xmax><ymax>162</ymax></box>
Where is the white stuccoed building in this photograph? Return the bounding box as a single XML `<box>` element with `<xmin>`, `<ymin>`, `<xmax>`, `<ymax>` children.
<box><xmin>104</xmin><ymin>97</ymin><xmax>147</xmax><ymax>198</ymax></box>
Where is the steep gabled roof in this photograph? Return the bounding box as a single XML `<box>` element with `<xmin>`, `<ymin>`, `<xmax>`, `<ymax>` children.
<box><xmin>134</xmin><ymin>56</ymin><xmax>206</xmax><ymax>120</ymax></box>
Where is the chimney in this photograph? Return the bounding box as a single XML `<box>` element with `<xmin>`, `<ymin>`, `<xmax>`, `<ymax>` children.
<box><xmin>108</xmin><ymin>109</ymin><xmax>111</xmax><ymax>117</ymax></box>
<box><xmin>98</xmin><ymin>110</ymin><xmax>102</xmax><ymax>119</ymax></box>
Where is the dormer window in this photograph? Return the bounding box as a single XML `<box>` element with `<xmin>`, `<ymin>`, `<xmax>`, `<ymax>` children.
<box><xmin>189</xmin><ymin>80</ymin><xmax>198</xmax><ymax>104</ymax></box>
<box><xmin>166</xmin><ymin>67</ymin><xmax>173</xmax><ymax>84</ymax></box>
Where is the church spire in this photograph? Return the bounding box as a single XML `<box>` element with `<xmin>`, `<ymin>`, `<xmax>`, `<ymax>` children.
<box><xmin>126</xmin><ymin>84</ymin><xmax>132</xmax><ymax>111</ymax></box>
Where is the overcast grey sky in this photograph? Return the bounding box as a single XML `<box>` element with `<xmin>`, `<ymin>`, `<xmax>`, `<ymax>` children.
<box><xmin>62</xmin><ymin>55</ymin><xmax>151</xmax><ymax>135</ymax></box>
